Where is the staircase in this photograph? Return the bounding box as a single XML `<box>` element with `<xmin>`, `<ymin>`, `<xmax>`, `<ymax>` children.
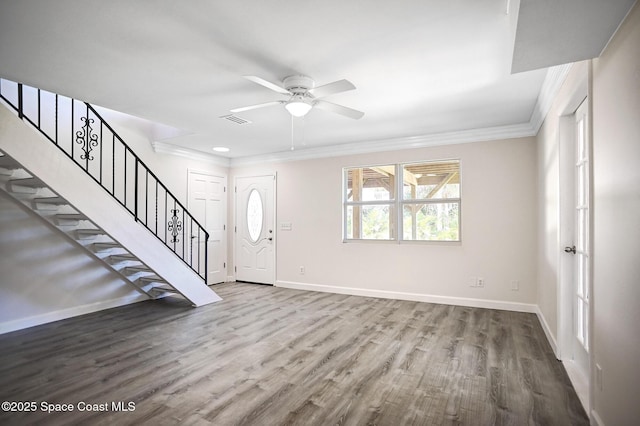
<box><xmin>0</xmin><ymin>79</ymin><xmax>221</xmax><ymax>307</ymax></box>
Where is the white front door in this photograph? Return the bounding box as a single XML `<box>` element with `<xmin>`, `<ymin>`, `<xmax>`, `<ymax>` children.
<box><xmin>235</xmin><ymin>175</ymin><xmax>275</xmax><ymax>284</ymax></box>
<box><xmin>188</xmin><ymin>171</ymin><xmax>227</xmax><ymax>284</ymax></box>
<box><xmin>571</xmin><ymin>99</ymin><xmax>590</xmax><ymax>376</ymax></box>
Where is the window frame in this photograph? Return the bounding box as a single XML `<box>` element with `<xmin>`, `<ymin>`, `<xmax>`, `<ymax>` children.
<box><xmin>342</xmin><ymin>159</ymin><xmax>462</xmax><ymax>243</ymax></box>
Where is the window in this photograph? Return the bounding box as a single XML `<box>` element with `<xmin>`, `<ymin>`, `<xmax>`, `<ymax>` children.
<box><xmin>343</xmin><ymin>160</ymin><xmax>460</xmax><ymax>241</ymax></box>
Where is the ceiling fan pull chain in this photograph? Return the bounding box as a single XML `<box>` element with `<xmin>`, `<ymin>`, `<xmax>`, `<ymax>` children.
<box><xmin>290</xmin><ymin>115</ymin><xmax>295</xmax><ymax>151</ymax></box>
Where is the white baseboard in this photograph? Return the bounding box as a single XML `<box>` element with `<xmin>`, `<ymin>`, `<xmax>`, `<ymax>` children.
<box><xmin>535</xmin><ymin>305</ymin><xmax>559</xmax><ymax>358</ymax></box>
<box><xmin>276</xmin><ymin>280</ymin><xmax>537</xmax><ymax>313</ymax></box>
<box><xmin>563</xmin><ymin>359</ymin><xmax>590</xmax><ymax>414</ymax></box>
<box><xmin>0</xmin><ymin>294</ymin><xmax>148</xmax><ymax>335</ymax></box>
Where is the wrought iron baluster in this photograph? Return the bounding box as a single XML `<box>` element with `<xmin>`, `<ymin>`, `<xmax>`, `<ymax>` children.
<box><xmin>145</xmin><ymin>169</ymin><xmax>149</xmax><ymax>226</ymax></box>
<box><xmin>112</xmin><ymin>134</ymin><xmax>115</xmax><ymax>196</ymax></box>
<box><xmin>17</xmin><ymin>83</ymin><xmax>23</xmax><ymax>119</ymax></box>
<box><xmin>182</xmin><ymin>209</ymin><xmax>186</xmax><ymax>256</ymax></box>
<box><xmin>204</xmin><ymin>229</ymin><xmax>208</xmax><ymax>282</ymax></box>
<box><xmin>55</xmin><ymin>94</ymin><xmax>58</xmax><ymax>145</ymax></box>
<box><xmin>189</xmin><ymin>217</ymin><xmax>193</xmax><ymax>267</ymax></box>
<box><xmin>71</xmin><ymin>100</ymin><xmax>74</xmax><ymax>159</ymax></box>
<box><xmin>155</xmin><ymin>180</ymin><xmax>158</xmax><ymax>234</ymax></box>
<box><xmin>99</xmin><ymin>121</ymin><xmax>103</xmax><ymax>183</ymax></box>
<box><xmin>168</xmin><ymin>204</ymin><xmax>182</xmax><ymax>245</ymax></box>
<box><xmin>134</xmin><ymin>159</ymin><xmax>139</xmax><ymax>219</ymax></box>
<box><xmin>75</xmin><ymin>117</ymin><xmax>98</xmax><ymax>165</ymax></box>
<box><xmin>123</xmin><ymin>146</ymin><xmax>127</xmax><ymax>207</ymax></box>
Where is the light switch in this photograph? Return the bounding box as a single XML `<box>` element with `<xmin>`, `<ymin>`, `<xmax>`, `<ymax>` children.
<box><xmin>280</xmin><ymin>222</ymin><xmax>292</xmax><ymax>231</ymax></box>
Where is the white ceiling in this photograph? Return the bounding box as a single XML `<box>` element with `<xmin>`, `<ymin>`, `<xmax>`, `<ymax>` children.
<box><xmin>513</xmin><ymin>0</ymin><xmax>636</xmax><ymax>73</ymax></box>
<box><xmin>0</xmin><ymin>0</ymin><xmax>634</xmax><ymax>162</ymax></box>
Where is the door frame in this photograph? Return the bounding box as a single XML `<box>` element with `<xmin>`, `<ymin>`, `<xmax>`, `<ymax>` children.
<box><xmin>187</xmin><ymin>168</ymin><xmax>227</xmax><ymax>285</ymax></box>
<box><xmin>233</xmin><ymin>173</ymin><xmax>277</xmax><ymax>284</ymax></box>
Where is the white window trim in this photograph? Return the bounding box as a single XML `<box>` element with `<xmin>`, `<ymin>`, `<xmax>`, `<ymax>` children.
<box><xmin>342</xmin><ymin>159</ymin><xmax>462</xmax><ymax>243</ymax></box>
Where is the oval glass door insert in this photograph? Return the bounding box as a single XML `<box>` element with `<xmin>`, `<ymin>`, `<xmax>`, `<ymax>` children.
<box><xmin>247</xmin><ymin>189</ymin><xmax>263</xmax><ymax>243</ymax></box>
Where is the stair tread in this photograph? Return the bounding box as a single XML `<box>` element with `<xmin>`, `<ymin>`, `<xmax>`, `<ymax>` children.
<box><xmin>152</xmin><ymin>284</ymin><xmax>177</xmax><ymax>290</ymax></box>
<box><xmin>0</xmin><ymin>157</ymin><xmax>20</xmax><ymax>168</ymax></box>
<box><xmin>109</xmin><ymin>254</ymin><xmax>137</xmax><ymax>260</ymax></box>
<box><xmin>34</xmin><ymin>197</ymin><xmax>68</xmax><ymax>205</ymax></box>
<box><xmin>9</xmin><ymin>177</ymin><xmax>46</xmax><ymax>187</ymax></box>
<box><xmin>93</xmin><ymin>242</ymin><xmax>120</xmax><ymax>247</ymax></box>
<box><xmin>55</xmin><ymin>213</ymin><xmax>87</xmax><ymax>219</ymax></box>
<box><xmin>125</xmin><ymin>266</ymin><xmax>152</xmax><ymax>272</ymax></box>
<box><xmin>0</xmin><ymin>166</ymin><xmax>19</xmax><ymax>176</ymax></box>
<box><xmin>76</xmin><ymin>229</ymin><xmax>105</xmax><ymax>235</ymax></box>
<box><xmin>148</xmin><ymin>286</ymin><xmax>180</xmax><ymax>296</ymax></box>
<box><xmin>137</xmin><ymin>275</ymin><xmax>165</xmax><ymax>282</ymax></box>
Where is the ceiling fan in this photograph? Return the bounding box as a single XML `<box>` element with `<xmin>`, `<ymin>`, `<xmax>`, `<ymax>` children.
<box><xmin>231</xmin><ymin>75</ymin><xmax>364</xmax><ymax>120</ymax></box>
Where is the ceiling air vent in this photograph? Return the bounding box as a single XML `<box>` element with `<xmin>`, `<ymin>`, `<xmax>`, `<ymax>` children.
<box><xmin>220</xmin><ymin>114</ymin><xmax>252</xmax><ymax>125</ymax></box>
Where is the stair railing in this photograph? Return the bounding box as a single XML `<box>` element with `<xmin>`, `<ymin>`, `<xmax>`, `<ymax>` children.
<box><xmin>0</xmin><ymin>79</ymin><xmax>209</xmax><ymax>283</ymax></box>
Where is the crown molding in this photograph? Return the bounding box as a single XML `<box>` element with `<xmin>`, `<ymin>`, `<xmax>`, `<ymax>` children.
<box><xmin>529</xmin><ymin>63</ymin><xmax>573</xmax><ymax>133</ymax></box>
<box><xmin>230</xmin><ymin>122</ymin><xmax>536</xmax><ymax>167</ymax></box>
<box><xmin>151</xmin><ymin>141</ymin><xmax>231</xmax><ymax>167</ymax></box>
<box><xmin>155</xmin><ymin>63</ymin><xmax>573</xmax><ymax>168</ymax></box>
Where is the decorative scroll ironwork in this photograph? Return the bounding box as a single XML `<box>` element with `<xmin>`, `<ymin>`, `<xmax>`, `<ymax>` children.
<box><xmin>75</xmin><ymin>116</ymin><xmax>99</xmax><ymax>160</ymax></box>
<box><xmin>168</xmin><ymin>208</ymin><xmax>182</xmax><ymax>243</ymax></box>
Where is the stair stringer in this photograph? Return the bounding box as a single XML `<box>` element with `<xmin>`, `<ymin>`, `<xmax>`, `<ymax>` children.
<box><xmin>0</xmin><ymin>103</ymin><xmax>221</xmax><ymax>307</ymax></box>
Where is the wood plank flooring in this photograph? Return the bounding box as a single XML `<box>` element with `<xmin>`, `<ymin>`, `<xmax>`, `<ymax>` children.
<box><xmin>0</xmin><ymin>283</ymin><xmax>588</xmax><ymax>425</ymax></box>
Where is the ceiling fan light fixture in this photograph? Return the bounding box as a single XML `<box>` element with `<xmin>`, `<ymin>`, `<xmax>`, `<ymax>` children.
<box><xmin>285</xmin><ymin>98</ymin><xmax>312</xmax><ymax>117</ymax></box>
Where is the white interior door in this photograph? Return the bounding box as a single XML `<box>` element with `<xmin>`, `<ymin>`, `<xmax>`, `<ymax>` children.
<box><xmin>188</xmin><ymin>171</ymin><xmax>227</xmax><ymax>284</ymax></box>
<box><xmin>570</xmin><ymin>99</ymin><xmax>590</xmax><ymax>376</ymax></box>
<box><xmin>235</xmin><ymin>175</ymin><xmax>275</xmax><ymax>284</ymax></box>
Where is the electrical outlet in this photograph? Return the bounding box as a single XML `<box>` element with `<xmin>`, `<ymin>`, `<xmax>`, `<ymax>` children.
<box><xmin>299</xmin><ymin>266</ymin><xmax>305</xmax><ymax>275</ymax></box>
<box><xmin>511</xmin><ymin>280</ymin><xmax>520</xmax><ymax>291</ymax></box>
<box><xmin>477</xmin><ymin>278</ymin><xmax>485</xmax><ymax>288</ymax></box>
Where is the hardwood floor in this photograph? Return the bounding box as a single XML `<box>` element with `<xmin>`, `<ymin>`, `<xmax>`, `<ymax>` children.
<box><xmin>0</xmin><ymin>283</ymin><xmax>588</xmax><ymax>425</ymax></box>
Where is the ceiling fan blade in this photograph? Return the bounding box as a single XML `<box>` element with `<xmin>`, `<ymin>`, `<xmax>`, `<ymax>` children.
<box><xmin>231</xmin><ymin>100</ymin><xmax>284</xmax><ymax>113</ymax></box>
<box><xmin>308</xmin><ymin>79</ymin><xmax>356</xmax><ymax>98</ymax></box>
<box><xmin>243</xmin><ymin>76</ymin><xmax>290</xmax><ymax>95</ymax></box>
<box><xmin>314</xmin><ymin>100</ymin><xmax>364</xmax><ymax>120</ymax></box>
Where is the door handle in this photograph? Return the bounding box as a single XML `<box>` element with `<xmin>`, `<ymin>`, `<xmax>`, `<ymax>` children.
<box><xmin>564</xmin><ymin>245</ymin><xmax>576</xmax><ymax>254</ymax></box>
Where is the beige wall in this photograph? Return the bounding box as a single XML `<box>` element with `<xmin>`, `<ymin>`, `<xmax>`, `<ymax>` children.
<box><xmin>232</xmin><ymin>136</ymin><xmax>538</xmax><ymax>308</ymax></box>
<box><xmin>591</xmin><ymin>2</ymin><xmax>640</xmax><ymax>424</ymax></box>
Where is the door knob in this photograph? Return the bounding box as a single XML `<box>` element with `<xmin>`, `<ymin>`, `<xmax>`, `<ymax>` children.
<box><xmin>564</xmin><ymin>245</ymin><xmax>576</xmax><ymax>254</ymax></box>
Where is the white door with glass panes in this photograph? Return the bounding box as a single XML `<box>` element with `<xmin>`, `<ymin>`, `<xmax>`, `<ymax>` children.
<box><xmin>235</xmin><ymin>175</ymin><xmax>275</xmax><ymax>284</ymax></box>
<box><xmin>564</xmin><ymin>99</ymin><xmax>590</xmax><ymax>379</ymax></box>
